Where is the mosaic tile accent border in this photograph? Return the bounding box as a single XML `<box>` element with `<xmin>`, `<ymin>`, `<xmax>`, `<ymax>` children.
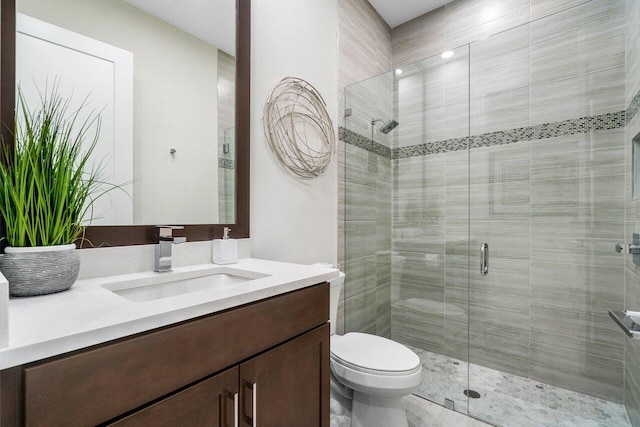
<box><xmin>394</xmin><ymin>136</ymin><xmax>469</xmax><ymax>158</ymax></box>
<box><xmin>339</xmin><ymin>127</ymin><xmax>392</xmax><ymax>158</ymax></box>
<box><xmin>339</xmin><ymin>108</ymin><xmax>630</xmax><ymax>159</ymax></box>
<box><xmin>628</xmin><ymin>89</ymin><xmax>640</xmax><ymax>124</ymax></box>
<box><xmin>471</xmin><ymin>127</ymin><xmax>533</xmax><ymax>149</ymax></box>
<box><xmin>218</xmin><ymin>158</ymin><xmax>235</xmax><ymax>170</ymax></box>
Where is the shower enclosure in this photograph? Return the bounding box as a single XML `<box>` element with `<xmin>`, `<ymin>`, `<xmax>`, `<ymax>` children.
<box><xmin>342</xmin><ymin>1</ymin><xmax>633</xmax><ymax>425</ymax></box>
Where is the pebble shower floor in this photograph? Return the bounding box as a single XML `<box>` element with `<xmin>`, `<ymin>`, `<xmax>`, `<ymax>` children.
<box><xmin>408</xmin><ymin>346</ymin><xmax>631</xmax><ymax>427</ymax></box>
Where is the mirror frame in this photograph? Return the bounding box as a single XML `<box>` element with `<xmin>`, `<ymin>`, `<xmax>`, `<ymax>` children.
<box><xmin>0</xmin><ymin>0</ymin><xmax>250</xmax><ymax>247</ymax></box>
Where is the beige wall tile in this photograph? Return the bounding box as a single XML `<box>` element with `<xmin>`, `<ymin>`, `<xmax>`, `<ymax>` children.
<box><xmin>393</xmin><ymin>7</ymin><xmax>446</xmax><ymax>68</ymax></box>
<box><xmin>531</xmin><ymin>0</ymin><xmax>591</xmax><ymax>21</ymax></box>
<box><xmin>444</xmin><ymin>0</ymin><xmax>529</xmax><ymax>51</ymax></box>
<box><xmin>626</xmin><ymin>0</ymin><xmax>640</xmax><ymax>106</ymax></box>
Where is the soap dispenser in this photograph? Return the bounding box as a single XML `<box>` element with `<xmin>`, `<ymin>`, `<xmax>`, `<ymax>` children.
<box><xmin>212</xmin><ymin>227</ymin><xmax>238</xmax><ymax>265</ymax></box>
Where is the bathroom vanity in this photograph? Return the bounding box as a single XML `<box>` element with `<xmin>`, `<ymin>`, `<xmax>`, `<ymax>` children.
<box><xmin>0</xmin><ymin>259</ymin><xmax>334</xmax><ymax>426</ymax></box>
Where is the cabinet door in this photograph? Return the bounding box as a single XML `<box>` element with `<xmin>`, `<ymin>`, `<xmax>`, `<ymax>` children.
<box><xmin>108</xmin><ymin>366</ymin><xmax>239</xmax><ymax>427</ymax></box>
<box><xmin>240</xmin><ymin>324</ymin><xmax>329</xmax><ymax>427</ymax></box>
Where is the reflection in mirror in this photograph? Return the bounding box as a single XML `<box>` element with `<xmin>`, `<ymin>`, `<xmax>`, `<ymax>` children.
<box><xmin>15</xmin><ymin>0</ymin><xmax>236</xmax><ymax>226</ymax></box>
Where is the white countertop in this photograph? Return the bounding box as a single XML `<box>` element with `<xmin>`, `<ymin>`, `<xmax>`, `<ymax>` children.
<box><xmin>0</xmin><ymin>258</ymin><xmax>339</xmax><ymax>370</ymax></box>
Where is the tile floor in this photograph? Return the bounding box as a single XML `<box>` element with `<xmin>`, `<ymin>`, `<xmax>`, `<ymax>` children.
<box><xmin>409</xmin><ymin>346</ymin><xmax>631</xmax><ymax>427</ymax></box>
<box><xmin>405</xmin><ymin>394</ymin><xmax>492</xmax><ymax>427</ymax></box>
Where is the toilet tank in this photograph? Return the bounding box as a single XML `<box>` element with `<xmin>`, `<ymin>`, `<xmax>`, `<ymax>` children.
<box><xmin>329</xmin><ymin>272</ymin><xmax>345</xmax><ymax>335</ymax></box>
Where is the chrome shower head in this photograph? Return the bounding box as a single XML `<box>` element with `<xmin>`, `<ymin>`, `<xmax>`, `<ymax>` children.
<box><xmin>377</xmin><ymin>119</ymin><xmax>399</xmax><ymax>134</ymax></box>
<box><xmin>371</xmin><ymin>118</ymin><xmax>399</xmax><ymax>134</ymax></box>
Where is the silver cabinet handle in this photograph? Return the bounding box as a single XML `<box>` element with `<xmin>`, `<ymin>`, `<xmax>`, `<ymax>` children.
<box><xmin>233</xmin><ymin>391</ymin><xmax>239</xmax><ymax>427</ymax></box>
<box><xmin>243</xmin><ymin>381</ymin><xmax>257</xmax><ymax>427</ymax></box>
<box><xmin>480</xmin><ymin>243</ymin><xmax>488</xmax><ymax>275</ymax></box>
<box><xmin>225</xmin><ymin>391</ymin><xmax>238</xmax><ymax>427</ymax></box>
<box><xmin>252</xmin><ymin>382</ymin><xmax>257</xmax><ymax>427</ymax></box>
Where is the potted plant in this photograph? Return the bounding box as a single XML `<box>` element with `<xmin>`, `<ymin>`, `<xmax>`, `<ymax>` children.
<box><xmin>0</xmin><ymin>85</ymin><xmax>110</xmax><ymax>297</ymax></box>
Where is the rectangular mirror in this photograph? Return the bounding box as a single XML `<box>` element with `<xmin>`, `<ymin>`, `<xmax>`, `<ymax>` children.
<box><xmin>0</xmin><ymin>0</ymin><xmax>250</xmax><ymax>246</ymax></box>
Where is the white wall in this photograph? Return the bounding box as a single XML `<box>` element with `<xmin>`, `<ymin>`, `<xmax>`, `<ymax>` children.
<box><xmin>250</xmin><ymin>0</ymin><xmax>339</xmax><ymax>265</ymax></box>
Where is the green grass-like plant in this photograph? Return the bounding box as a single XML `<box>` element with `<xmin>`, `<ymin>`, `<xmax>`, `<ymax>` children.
<box><xmin>0</xmin><ymin>85</ymin><xmax>108</xmax><ymax>247</ymax></box>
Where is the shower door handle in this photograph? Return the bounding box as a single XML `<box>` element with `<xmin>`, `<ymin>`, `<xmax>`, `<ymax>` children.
<box><xmin>480</xmin><ymin>243</ymin><xmax>488</xmax><ymax>275</ymax></box>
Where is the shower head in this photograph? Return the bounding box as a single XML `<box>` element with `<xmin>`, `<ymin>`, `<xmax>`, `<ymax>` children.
<box><xmin>371</xmin><ymin>119</ymin><xmax>399</xmax><ymax>134</ymax></box>
<box><xmin>379</xmin><ymin>119</ymin><xmax>399</xmax><ymax>134</ymax></box>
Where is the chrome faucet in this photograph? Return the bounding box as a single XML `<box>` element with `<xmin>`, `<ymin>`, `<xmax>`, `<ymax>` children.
<box><xmin>154</xmin><ymin>226</ymin><xmax>186</xmax><ymax>273</ymax></box>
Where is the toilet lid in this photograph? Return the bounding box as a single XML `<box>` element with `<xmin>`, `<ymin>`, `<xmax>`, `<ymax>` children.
<box><xmin>331</xmin><ymin>333</ymin><xmax>420</xmax><ymax>373</ymax></box>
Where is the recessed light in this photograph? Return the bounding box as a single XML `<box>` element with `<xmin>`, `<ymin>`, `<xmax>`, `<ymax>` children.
<box><xmin>441</xmin><ymin>51</ymin><xmax>454</xmax><ymax>59</ymax></box>
<box><xmin>395</xmin><ymin>68</ymin><xmax>403</xmax><ymax>76</ymax></box>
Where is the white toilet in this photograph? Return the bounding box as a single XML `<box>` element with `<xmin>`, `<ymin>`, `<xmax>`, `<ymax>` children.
<box><xmin>329</xmin><ymin>272</ymin><xmax>422</xmax><ymax>427</ymax></box>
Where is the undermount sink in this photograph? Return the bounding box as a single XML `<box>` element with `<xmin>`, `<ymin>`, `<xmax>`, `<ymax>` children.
<box><xmin>101</xmin><ymin>267</ymin><xmax>269</xmax><ymax>302</ymax></box>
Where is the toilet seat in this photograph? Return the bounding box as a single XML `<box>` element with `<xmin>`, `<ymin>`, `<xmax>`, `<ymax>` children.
<box><xmin>330</xmin><ymin>333</ymin><xmax>422</xmax><ymax>397</ymax></box>
<box><xmin>331</xmin><ymin>333</ymin><xmax>420</xmax><ymax>374</ymax></box>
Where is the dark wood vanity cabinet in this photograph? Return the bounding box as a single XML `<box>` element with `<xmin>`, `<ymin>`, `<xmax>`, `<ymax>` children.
<box><xmin>0</xmin><ymin>283</ymin><xmax>330</xmax><ymax>427</ymax></box>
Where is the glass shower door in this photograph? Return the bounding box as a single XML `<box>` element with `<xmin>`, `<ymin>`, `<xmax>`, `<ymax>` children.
<box><xmin>391</xmin><ymin>44</ymin><xmax>472</xmax><ymax>415</ymax></box>
<box><xmin>465</xmin><ymin>21</ymin><xmax>537</xmax><ymax>425</ymax></box>
<box><xmin>467</xmin><ymin>2</ymin><xmax>628</xmax><ymax>424</ymax></box>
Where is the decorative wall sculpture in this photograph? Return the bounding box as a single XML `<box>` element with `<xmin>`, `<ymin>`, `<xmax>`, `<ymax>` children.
<box><xmin>263</xmin><ymin>77</ymin><xmax>335</xmax><ymax>178</ymax></box>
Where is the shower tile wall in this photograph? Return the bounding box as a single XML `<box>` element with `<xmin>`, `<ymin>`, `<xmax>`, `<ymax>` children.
<box><xmin>342</xmin><ymin>141</ymin><xmax>392</xmax><ymax>336</ymax></box>
<box><xmin>391</xmin><ymin>6</ymin><xmax>445</xmax><ymax>70</ymax></box>
<box><xmin>625</xmin><ymin>0</ymin><xmax>640</xmax><ymax>425</ymax></box>
<box><xmin>338</xmin><ymin>0</ymin><xmax>392</xmax><ymax>128</ymax></box>
<box><xmin>394</xmin><ymin>47</ymin><xmax>470</xmax><ymax>148</ymax></box>
<box><xmin>387</xmin><ymin>0</ymin><xmax>627</xmax><ymax>404</ymax></box>
<box><xmin>342</xmin><ymin>72</ymin><xmax>394</xmax><ymax>337</ymax></box>
<box><xmin>337</xmin><ymin>0</ymin><xmax>393</xmax><ymax>336</ymax></box>
<box><xmin>470</xmin><ymin>25</ymin><xmax>529</xmax><ymax>135</ymax></box>
<box><xmin>392</xmin><ymin>0</ymin><xmax>592</xmax><ymax>68</ymax></box>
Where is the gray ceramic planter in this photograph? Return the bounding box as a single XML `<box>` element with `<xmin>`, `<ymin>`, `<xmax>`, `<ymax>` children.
<box><xmin>0</xmin><ymin>244</ymin><xmax>80</xmax><ymax>297</ymax></box>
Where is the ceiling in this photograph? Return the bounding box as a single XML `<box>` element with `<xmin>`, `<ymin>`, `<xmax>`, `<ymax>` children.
<box><xmin>122</xmin><ymin>0</ymin><xmax>450</xmax><ymax>55</ymax></box>
<box><xmin>124</xmin><ymin>0</ymin><xmax>235</xmax><ymax>55</ymax></box>
<box><xmin>368</xmin><ymin>0</ymin><xmax>451</xmax><ymax>28</ymax></box>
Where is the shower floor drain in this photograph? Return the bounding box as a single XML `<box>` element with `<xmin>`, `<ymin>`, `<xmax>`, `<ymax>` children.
<box><xmin>464</xmin><ymin>389</ymin><xmax>481</xmax><ymax>399</ymax></box>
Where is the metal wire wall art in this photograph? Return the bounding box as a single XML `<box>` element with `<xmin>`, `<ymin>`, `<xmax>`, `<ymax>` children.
<box><xmin>263</xmin><ymin>77</ymin><xmax>335</xmax><ymax>179</ymax></box>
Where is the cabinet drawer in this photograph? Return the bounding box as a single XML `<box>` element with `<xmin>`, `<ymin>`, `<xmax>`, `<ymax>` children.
<box><xmin>23</xmin><ymin>283</ymin><xmax>328</xmax><ymax>426</ymax></box>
